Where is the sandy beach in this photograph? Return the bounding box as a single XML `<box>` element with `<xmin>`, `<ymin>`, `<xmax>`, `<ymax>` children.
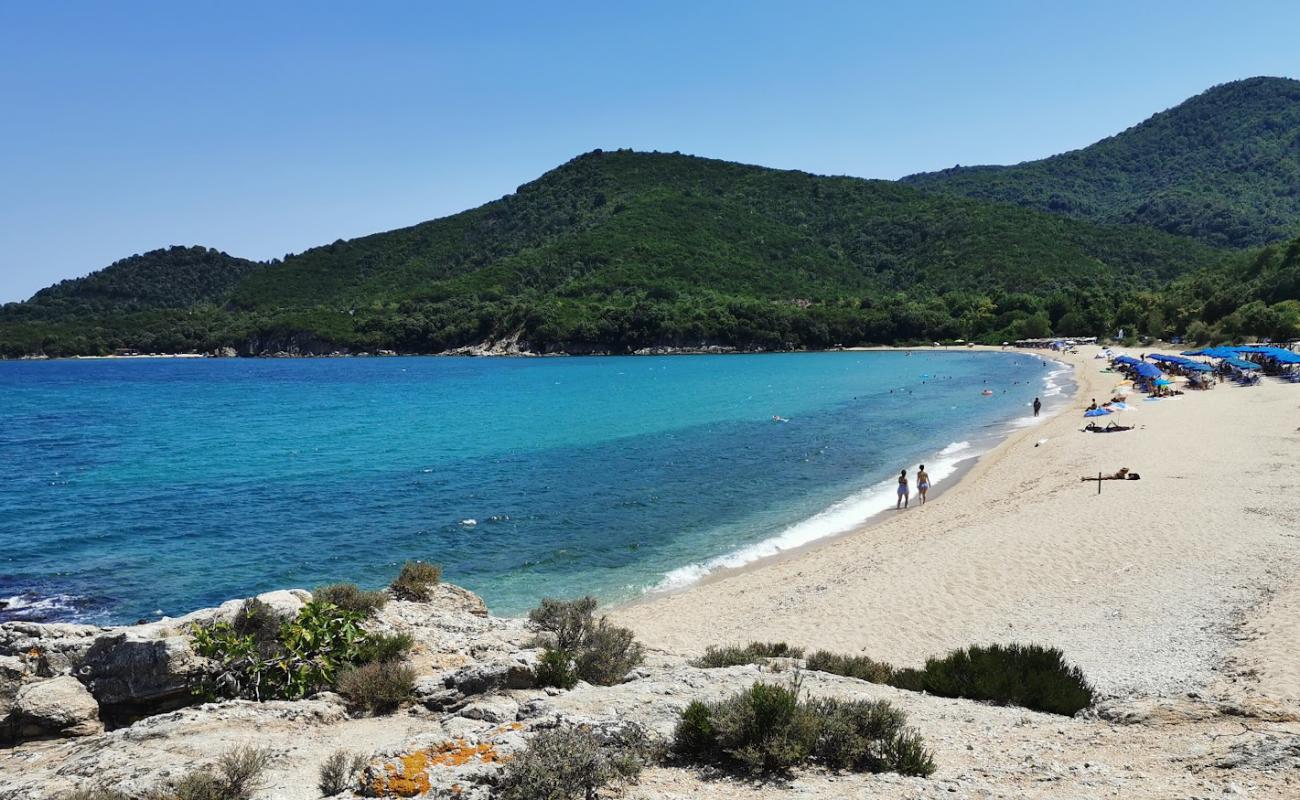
<box><xmin>616</xmin><ymin>345</ymin><xmax>1300</xmax><ymax>709</ymax></box>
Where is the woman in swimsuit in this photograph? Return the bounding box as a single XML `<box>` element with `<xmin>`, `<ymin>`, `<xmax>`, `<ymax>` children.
<box><xmin>916</xmin><ymin>464</ymin><xmax>930</xmax><ymax>504</ymax></box>
<box><xmin>896</xmin><ymin>469</ymin><xmax>909</xmax><ymax>509</ymax></box>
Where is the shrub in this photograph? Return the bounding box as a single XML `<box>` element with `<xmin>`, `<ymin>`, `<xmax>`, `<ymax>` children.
<box><xmin>497</xmin><ymin>724</ymin><xmax>655</xmax><ymax>800</ymax></box>
<box><xmin>536</xmin><ymin>647</ymin><xmax>579</xmax><ymax>690</ymax></box>
<box><xmin>59</xmin><ymin>791</ymin><xmax>129</xmax><ymax>800</ymax></box>
<box><xmin>804</xmin><ymin>650</ymin><xmax>894</xmax><ymax>683</ymax></box>
<box><xmin>314</xmin><ymin>582</ymin><xmax>388</xmax><ymax>616</ymax></box>
<box><xmin>691</xmin><ymin>642</ymin><xmax>804</xmax><ymax>668</ymax></box>
<box><xmin>527</xmin><ymin>597</ymin><xmax>643</xmax><ymax>686</ymax></box>
<box><xmin>672</xmin><ymin>681</ymin><xmax>933</xmax><ymax>777</ymax></box>
<box><xmin>575</xmin><ymin>618</ymin><xmax>644</xmax><ymax>685</ymax></box>
<box><xmin>336</xmin><ymin>660</ymin><xmax>416</xmax><ymax>713</ymax></box>
<box><xmin>318</xmin><ymin>749</ymin><xmax>368</xmax><ymax>796</ymax></box>
<box><xmin>191</xmin><ymin>600</ymin><xmax>406</xmax><ymax>702</ymax></box>
<box><xmin>356</xmin><ymin>632</ymin><xmax>414</xmax><ymax>664</ymax></box>
<box><xmin>710</xmin><ymin>680</ymin><xmax>817</xmax><ymax>774</ymax></box>
<box><xmin>390</xmin><ymin>561</ymin><xmax>442</xmax><ymax>601</ymax></box>
<box><xmin>528</xmin><ymin>596</ymin><xmax>598</xmax><ymax>651</ymax></box>
<box><xmin>808</xmin><ymin>697</ymin><xmax>935</xmax><ymax>776</ymax></box>
<box><xmin>671</xmin><ymin>700</ymin><xmax>717</xmax><ymax>760</ymax></box>
<box><xmin>231</xmin><ymin>598</ymin><xmax>286</xmax><ymax>658</ymax></box>
<box><xmin>896</xmin><ymin>643</ymin><xmax>1093</xmax><ymax>716</ymax></box>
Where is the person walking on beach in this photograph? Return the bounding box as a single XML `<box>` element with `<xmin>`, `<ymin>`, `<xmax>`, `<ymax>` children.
<box><xmin>1033</xmin><ymin>397</ymin><xmax>1041</xmax><ymax>417</ymax></box>
<box><xmin>896</xmin><ymin>469</ymin><xmax>910</xmax><ymax>510</ymax></box>
<box><xmin>916</xmin><ymin>465</ymin><xmax>930</xmax><ymax>505</ymax></box>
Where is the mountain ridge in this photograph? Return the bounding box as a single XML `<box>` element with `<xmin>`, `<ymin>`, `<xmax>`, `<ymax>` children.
<box><xmin>902</xmin><ymin>76</ymin><xmax>1300</xmax><ymax>248</ymax></box>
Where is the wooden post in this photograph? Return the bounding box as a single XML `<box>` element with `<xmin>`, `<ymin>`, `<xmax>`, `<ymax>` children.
<box><xmin>1098</xmin><ymin>471</ymin><xmax>1102</xmax><ymax>495</ymax></box>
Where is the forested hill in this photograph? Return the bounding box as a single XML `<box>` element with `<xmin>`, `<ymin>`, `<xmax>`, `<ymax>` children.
<box><xmin>1</xmin><ymin>150</ymin><xmax>1227</xmax><ymax>357</ymax></box>
<box><xmin>902</xmin><ymin>77</ymin><xmax>1300</xmax><ymax>249</ymax></box>
<box><xmin>21</xmin><ymin>246</ymin><xmax>262</xmax><ymax>314</ymax></box>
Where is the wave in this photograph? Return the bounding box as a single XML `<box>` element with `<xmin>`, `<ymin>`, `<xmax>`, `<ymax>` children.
<box><xmin>0</xmin><ymin>592</ymin><xmax>84</xmax><ymax>623</ymax></box>
<box><xmin>651</xmin><ymin>441</ymin><xmax>982</xmax><ymax>593</ymax></box>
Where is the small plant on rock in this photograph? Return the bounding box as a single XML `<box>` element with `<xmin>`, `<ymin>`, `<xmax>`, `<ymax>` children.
<box><xmin>672</xmin><ymin>679</ymin><xmax>934</xmax><ymax>777</ymax></box>
<box><xmin>804</xmin><ymin>650</ymin><xmax>895</xmax><ymax>683</ymax></box>
<box><xmin>336</xmin><ymin>660</ymin><xmax>416</xmax><ymax>714</ymax></box>
<box><xmin>313</xmin><ymin>582</ymin><xmax>388</xmax><ymax>616</ymax></box>
<box><xmin>318</xmin><ymin>749</ymin><xmax>369</xmax><ymax>796</ymax></box>
<box><xmin>528</xmin><ymin>596</ymin><xmax>643</xmax><ymax>687</ymax></box>
<box><xmin>497</xmin><ymin>724</ymin><xmax>656</xmax><ymax>800</ymax></box>
<box><xmin>536</xmin><ymin>647</ymin><xmax>579</xmax><ymax>690</ymax></box>
<box><xmin>691</xmin><ymin>641</ymin><xmax>804</xmax><ymax>668</ymax></box>
<box><xmin>390</xmin><ymin>560</ymin><xmax>442</xmax><ymax>601</ymax></box>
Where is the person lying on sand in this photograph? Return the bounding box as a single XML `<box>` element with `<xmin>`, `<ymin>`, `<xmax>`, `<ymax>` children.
<box><xmin>1080</xmin><ymin>467</ymin><xmax>1141</xmax><ymax>481</ymax></box>
<box><xmin>1083</xmin><ymin>421</ymin><xmax>1133</xmax><ymax>433</ymax></box>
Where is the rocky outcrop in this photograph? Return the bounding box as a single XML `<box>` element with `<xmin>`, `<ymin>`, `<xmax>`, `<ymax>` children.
<box><xmin>8</xmin><ymin>676</ymin><xmax>102</xmax><ymax>740</ymax></box>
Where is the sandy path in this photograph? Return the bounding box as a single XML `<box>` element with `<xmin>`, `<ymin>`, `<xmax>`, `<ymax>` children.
<box><xmin>614</xmin><ymin>347</ymin><xmax>1300</xmax><ymax>712</ymax></box>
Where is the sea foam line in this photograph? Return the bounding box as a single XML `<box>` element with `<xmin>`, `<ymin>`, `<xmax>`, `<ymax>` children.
<box><xmin>651</xmin><ymin>440</ymin><xmax>981</xmax><ymax>593</ymax></box>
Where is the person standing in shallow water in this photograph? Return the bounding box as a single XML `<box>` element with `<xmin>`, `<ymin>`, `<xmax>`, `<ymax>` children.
<box><xmin>1033</xmin><ymin>397</ymin><xmax>1042</xmax><ymax>417</ymax></box>
<box><xmin>896</xmin><ymin>469</ymin><xmax>910</xmax><ymax>509</ymax></box>
<box><xmin>916</xmin><ymin>465</ymin><xmax>930</xmax><ymax>504</ymax></box>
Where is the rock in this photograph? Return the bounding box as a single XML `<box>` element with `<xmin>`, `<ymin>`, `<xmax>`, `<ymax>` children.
<box><xmin>0</xmin><ymin>654</ymin><xmax>35</xmax><ymax>718</ymax></box>
<box><xmin>9</xmin><ymin>675</ymin><xmax>102</xmax><ymax>739</ymax></box>
<box><xmin>0</xmin><ymin>621</ymin><xmax>102</xmax><ymax>673</ymax></box>
<box><xmin>77</xmin><ymin>632</ymin><xmax>209</xmax><ymax>720</ymax></box>
<box><xmin>459</xmin><ymin>696</ymin><xmax>519</xmax><ymax>724</ymax></box>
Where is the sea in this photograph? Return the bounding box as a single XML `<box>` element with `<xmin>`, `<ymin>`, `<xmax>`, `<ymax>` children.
<box><xmin>0</xmin><ymin>351</ymin><xmax>1069</xmax><ymax>624</ymax></box>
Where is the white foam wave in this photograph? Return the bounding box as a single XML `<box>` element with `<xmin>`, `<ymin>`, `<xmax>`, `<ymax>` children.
<box><xmin>652</xmin><ymin>444</ymin><xmax>981</xmax><ymax>593</ymax></box>
<box><xmin>0</xmin><ymin>592</ymin><xmax>82</xmax><ymax>621</ymax></box>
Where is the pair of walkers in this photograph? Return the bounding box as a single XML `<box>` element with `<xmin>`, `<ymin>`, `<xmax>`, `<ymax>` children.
<box><xmin>896</xmin><ymin>465</ymin><xmax>929</xmax><ymax>509</ymax></box>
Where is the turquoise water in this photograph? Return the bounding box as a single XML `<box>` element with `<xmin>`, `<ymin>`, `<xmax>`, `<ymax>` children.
<box><xmin>0</xmin><ymin>352</ymin><xmax>1065</xmax><ymax>623</ymax></box>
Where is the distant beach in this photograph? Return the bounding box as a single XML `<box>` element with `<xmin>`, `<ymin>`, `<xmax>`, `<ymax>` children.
<box><xmin>615</xmin><ymin>344</ymin><xmax>1300</xmax><ymax>714</ymax></box>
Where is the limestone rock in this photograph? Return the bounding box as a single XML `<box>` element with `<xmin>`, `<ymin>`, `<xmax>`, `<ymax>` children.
<box><xmin>10</xmin><ymin>675</ymin><xmax>102</xmax><ymax>739</ymax></box>
<box><xmin>78</xmin><ymin>632</ymin><xmax>208</xmax><ymax>716</ymax></box>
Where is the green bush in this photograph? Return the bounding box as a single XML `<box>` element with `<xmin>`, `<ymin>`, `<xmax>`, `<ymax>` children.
<box><xmin>672</xmin><ymin>681</ymin><xmax>933</xmax><ymax>777</ymax></box>
<box><xmin>318</xmin><ymin>749</ymin><xmax>368</xmax><ymax>796</ymax></box>
<box><xmin>536</xmin><ymin>647</ymin><xmax>579</xmax><ymax>690</ymax></box>
<box><xmin>336</xmin><ymin>660</ymin><xmax>416</xmax><ymax>713</ymax></box>
<box><xmin>671</xmin><ymin>701</ymin><xmax>717</xmax><ymax>760</ymax></box>
<box><xmin>574</xmin><ymin>618</ymin><xmax>644</xmax><ymax>685</ymax></box>
<box><xmin>191</xmin><ymin>600</ymin><xmax>408</xmax><ymax>702</ymax></box>
<box><xmin>390</xmin><ymin>561</ymin><xmax>442</xmax><ymax>601</ymax></box>
<box><xmin>528</xmin><ymin>596</ymin><xmax>598</xmax><ymax>651</ymax></box>
<box><xmin>897</xmin><ymin>643</ymin><xmax>1093</xmax><ymax>716</ymax></box>
<box><xmin>691</xmin><ymin>642</ymin><xmax>804</xmax><ymax>668</ymax></box>
<box><xmin>356</xmin><ymin>632</ymin><xmax>414</xmax><ymax>664</ymax></box>
<box><xmin>313</xmin><ymin>583</ymin><xmax>388</xmax><ymax>616</ymax></box>
<box><xmin>528</xmin><ymin>597</ymin><xmax>643</xmax><ymax>687</ymax></box>
<box><xmin>710</xmin><ymin>681</ymin><xmax>817</xmax><ymax>774</ymax></box>
<box><xmin>497</xmin><ymin>724</ymin><xmax>655</xmax><ymax>800</ymax></box>
<box><xmin>804</xmin><ymin>650</ymin><xmax>894</xmax><ymax>683</ymax></box>
<box><xmin>808</xmin><ymin>698</ymin><xmax>935</xmax><ymax>776</ymax></box>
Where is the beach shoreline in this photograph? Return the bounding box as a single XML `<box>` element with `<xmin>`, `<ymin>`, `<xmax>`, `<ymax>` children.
<box><xmin>613</xmin><ymin>345</ymin><xmax>1300</xmax><ymax>716</ymax></box>
<box><xmin>620</xmin><ymin>347</ymin><xmax>1077</xmax><ymax>608</ymax></box>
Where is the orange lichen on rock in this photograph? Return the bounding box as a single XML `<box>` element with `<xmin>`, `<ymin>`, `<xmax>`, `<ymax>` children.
<box><xmin>370</xmin><ymin>751</ymin><xmax>432</xmax><ymax>797</ymax></box>
<box><xmin>427</xmin><ymin>738</ymin><xmax>503</xmax><ymax>767</ymax></box>
<box><xmin>368</xmin><ymin>739</ymin><xmax>509</xmax><ymax>796</ymax></box>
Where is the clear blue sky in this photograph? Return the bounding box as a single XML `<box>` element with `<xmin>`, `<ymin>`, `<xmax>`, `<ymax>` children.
<box><xmin>2</xmin><ymin>1</ymin><xmax>1298</xmax><ymax>302</ymax></box>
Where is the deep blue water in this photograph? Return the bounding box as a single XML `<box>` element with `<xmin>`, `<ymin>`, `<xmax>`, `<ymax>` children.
<box><xmin>0</xmin><ymin>352</ymin><xmax>1065</xmax><ymax>623</ymax></box>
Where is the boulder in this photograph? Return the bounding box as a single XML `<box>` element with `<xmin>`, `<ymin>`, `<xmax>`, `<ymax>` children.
<box><xmin>78</xmin><ymin>633</ymin><xmax>209</xmax><ymax>720</ymax></box>
<box><xmin>9</xmin><ymin>675</ymin><xmax>102</xmax><ymax>739</ymax></box>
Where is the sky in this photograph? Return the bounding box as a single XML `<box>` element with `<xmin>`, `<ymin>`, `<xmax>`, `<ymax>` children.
<box><xmin>2</xmin><ymin>1</ymin><xmax>1298</xmax><ymax>302</ymax></box>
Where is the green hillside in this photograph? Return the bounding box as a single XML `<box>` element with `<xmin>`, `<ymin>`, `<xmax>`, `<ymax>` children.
<box><xmin>0</xmin><ymin>150</ymin><xmax>1225</xmax><ymax>357</ymax></box>
<box><xmin>903</xmin><ymin>77</ymin><xmax>1300</xmax><ymax>249</ymax></box>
